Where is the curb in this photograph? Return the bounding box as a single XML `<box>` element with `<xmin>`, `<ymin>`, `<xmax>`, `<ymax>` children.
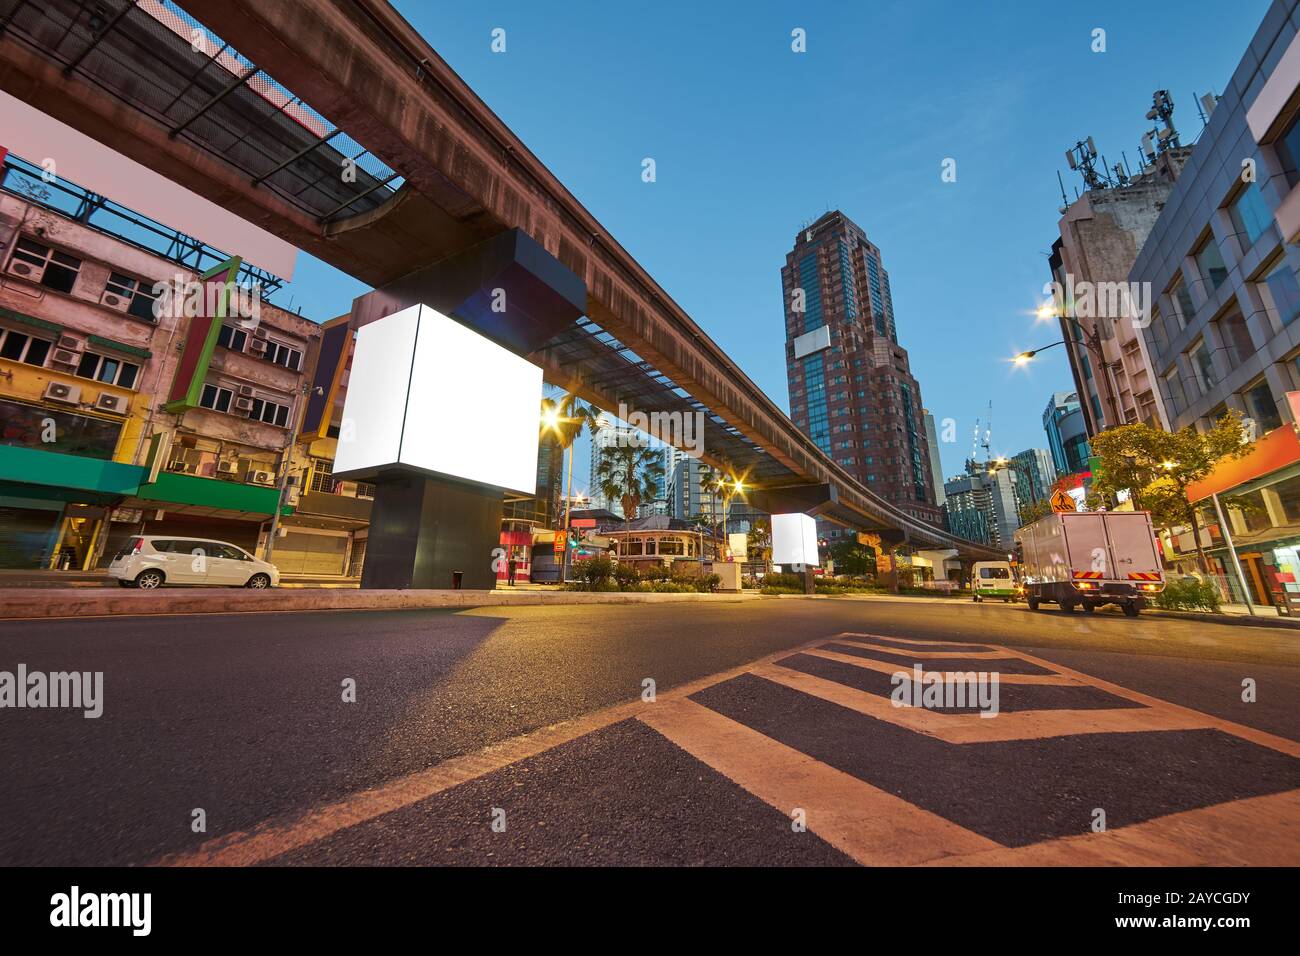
<box><xmin>0</xmin><ymin>587</ymin><xmax>765</xmax><ymax>620</ymax></box>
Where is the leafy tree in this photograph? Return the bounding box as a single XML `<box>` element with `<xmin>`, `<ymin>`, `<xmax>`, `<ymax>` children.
<box><xmin>1018</xmin><ymin>497</ymin><xmax>1054</xmax><ymax>526</ymax></box>
<box><xmin>595</xmin><ymin>441</ymin><xmax>665</xmax><ymax>532</ymax></box>
<box><xmin>1089</xmin><ymin>412</ymin><xmax>1255</xmax><ymax>572</ymax></box>
<box><xmin>747</xmin><ymin>518</ymin><xmax>771</xmax><ymax>563</ymax></box>
<box><xmin>828</xmin><ymin>539</ymin><xmax>876</xmax><ymax>575</ymax></box>
<box><xmin>540</xmin><ymin>393</ymin><xmax>601</xmax><ymax>573</ymax></box>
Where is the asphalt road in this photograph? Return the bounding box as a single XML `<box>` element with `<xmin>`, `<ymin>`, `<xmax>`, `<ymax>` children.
<box><xmin>1</xmin><ymin>597</ymin><xmax>1298</xmax><ymax>866</ymax></box>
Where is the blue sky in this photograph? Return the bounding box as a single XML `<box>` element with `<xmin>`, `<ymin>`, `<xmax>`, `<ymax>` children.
<box><xmin>278</xmin><ymin>0</ymin><xmax>1270</xmax><ymax>487</ymax></box>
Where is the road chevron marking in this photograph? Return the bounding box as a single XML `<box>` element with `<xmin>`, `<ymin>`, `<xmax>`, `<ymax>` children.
<box><xmin>800</xmin><ymin>646</ymin><xmax>1082</xmax><ymax>684</ymax></box>
<box><xmin>154</xmin><ymin>637</ymin><xmax>836</xmax><ymax>867</ymax></box>
<box><xmin>152</xmin><ymin>629</ymin><xmax>1300</xmax><ymax>867</ymax></box>
<box><xmin>827</xmin><ymin>641</ymin><xmax>1013</xmax><ymax>660</ymax></box>
<box><xmin>749</xmin><ymin>662</ymin><xmax>1212</xmax><ymax>743</ymax></box>
<box><xmin>638</xmin><ymin>697</ymin><xmax>1003</xmax><ymax>865</ymax></box>
<box><xmin>1004</xmin><ymin>644</ymin><xmax>1300</xmax><ymax>759</ymax></box>
<box><xmin>821</xmin><ymin>633</ymin><xmax>1300</xmax><ymax>756</ymax></box>
<box><xmin>925</xmin><ymin>789</ymin><xmax>1300</xmax><ymax>866</ymax></box>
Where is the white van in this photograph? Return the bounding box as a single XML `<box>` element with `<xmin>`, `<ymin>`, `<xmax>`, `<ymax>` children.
<box><xmin>970</xmin><ymin>561</ymin><xmax>1016</xmax><ymax>602</ymax></box>
<box><xmin>108</xmin><ymin>536</ymin><xmax>280</xmax><ymax>589</ymax></box>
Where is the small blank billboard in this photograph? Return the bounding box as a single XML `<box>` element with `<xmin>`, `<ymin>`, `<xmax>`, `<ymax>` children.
<box><xmin>332</xmin><ymin>304</ymin><xmax>543</xmax><ymax>495</ymax></box>
<box><xmin>772</xmin><ymin>513</ymin><xmax>819</xmax><ymax>567</ymax></box>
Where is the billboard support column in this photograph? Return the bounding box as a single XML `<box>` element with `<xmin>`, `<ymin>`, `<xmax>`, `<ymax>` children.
<box><xmin>361</xmin><ymin>473</ymin><xmax>504</xmax><ymax>590</ymax></box>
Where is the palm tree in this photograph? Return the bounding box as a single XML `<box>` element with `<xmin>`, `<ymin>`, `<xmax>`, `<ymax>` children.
<box><xmin>539</xmin><ymin>390</ymin><xmax>601</xmax><ymax>580</ymax></box>
<box><xmin>595</xmin><ymin>442</ymin><xmax>665</xmax><ymax>536</ymax></box>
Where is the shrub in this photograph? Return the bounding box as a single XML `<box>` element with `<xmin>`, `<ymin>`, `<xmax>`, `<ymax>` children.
<box><xmin>614</xmin><ymin>563</ymin><xmax>640</xmax><ymax>589</ymax></box>
<box><xmin>640</xmin><ymin>564</ymin><xmax>673</xmax><ymax>582</ymax></box>
<box><xmin>572</xmin><ymin>556</ymin><xmax>615</xmax><ymax>590</ymax></box>
<box><xmin>763</xmin><ymin>572</ymin><xmax>805</xmax><ymax>591</ymax></box>
<box><xmin>696</xmin><ymin>573</ymin><xmax>721</xmax><ymax>593</ymax></box>
<box><xmin>1153</xmin><ymin>578</ymin><xmax>1222</xmax><ymax>612</ymax></box>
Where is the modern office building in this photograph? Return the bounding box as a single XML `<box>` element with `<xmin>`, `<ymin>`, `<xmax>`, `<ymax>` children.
<box><xmin>1042</xmin><ymin>391</ymin><xmax>1092</xmax><ymax>476</ymax></box>
<box><xmin>923</xmin><ymin>410</ymin><xmax>947</xmax><ymax>507</ymax></box>
<box><xmin>781</xmin><ymin>210</ymin><xmax>941</xmax><ymax>526</ymax></box>
<box><xmin>1009</xmin><ymin>448</ymin><xmax>1058</xmax><ymax>505</ymax></box>
<box><xmin>1127</xmin><ymin>0</ymin><xmax>1300</xmax><ymax>602</ymax></box>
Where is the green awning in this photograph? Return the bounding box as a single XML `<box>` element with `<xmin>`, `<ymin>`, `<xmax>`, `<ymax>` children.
<box><xmin>0</xmin><ymin>306</ymin><xmax>62</xmax><ymax>336</ymax></box>
<box><xmin>136</xmin><ymin>472</ymin><xmax>290</xmax><ymax>516</ymax></box>
<box><xmin>88</xmin><ymin>334</ymin><xmax>152</xmax><ymax>359</ymax></box>
<box><xmin>0</xmin><ymin>444</ymin><xmax>143</xmax><ymax>497</ymax></box>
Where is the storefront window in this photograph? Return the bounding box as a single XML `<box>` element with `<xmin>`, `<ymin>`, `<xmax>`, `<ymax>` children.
<box><xmin>1272</xmin><ymin>473</ymin><xmax>1300</xmax><ymax>523</ymax></box>
<box><xmin>0</xmin><ymin>398</ymin><xmax>121</xmax><ymax>459</ymax></box>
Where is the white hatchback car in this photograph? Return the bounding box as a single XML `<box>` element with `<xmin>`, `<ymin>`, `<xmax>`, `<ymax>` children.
<box><xmin>108</xmin><ymin>536</ymin><xmax>280</xmax><ymax>589</ymax></box>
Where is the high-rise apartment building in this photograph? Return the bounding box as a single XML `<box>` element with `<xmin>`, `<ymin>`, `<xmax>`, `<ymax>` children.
<box><xmin>943</xmin><ymin>461</ymin><xmax>1021</xmax><ymax>551</ymax></box>
<box><xmin>1049</xmin><ymin>134</ymin><xmax>1189</xmax><ymax>436</ymax></box>
<box><xmin>781</xmin><ymin>211</ymin><xmax>940</xmax><ymax>525</ymax></box>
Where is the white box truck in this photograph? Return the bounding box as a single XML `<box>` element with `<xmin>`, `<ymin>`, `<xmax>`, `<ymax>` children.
<box><xmin>1013</xmin><ymin>510</ymin><xmax>1164</xmax><ymax>616</ymax></box>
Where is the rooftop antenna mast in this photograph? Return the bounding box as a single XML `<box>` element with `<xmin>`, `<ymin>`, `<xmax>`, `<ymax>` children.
<box><xmin>1143</xmin><ymin>89</ymin><xmax>1181</xmax><ymax>162</ymax></box>
<box><xmin>1066</xmin><ymin>137</ymin><xmax>1105</xmax><ymax>190</ymax></box>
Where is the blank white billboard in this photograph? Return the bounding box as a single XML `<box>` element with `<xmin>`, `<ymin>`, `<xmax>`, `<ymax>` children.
<box><xmin>333</xmin><ymin>304</ymin><xmax>543</xmax><ymax>495</ymax></box>
<box><xmin>772</xmin><ymin>513</ymin><xmax>819</xmax><ymax>567</ymax></box>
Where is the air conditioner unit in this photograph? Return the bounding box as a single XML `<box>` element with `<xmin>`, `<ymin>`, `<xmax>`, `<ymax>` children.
<box><xmin>57</xmin><ymin>334</ymin><xmax>83</xmax><ymax>351</ymax></box>
<box><xmin>216</xmin><ymin>459</ymin><xmax>239</xmax><ymax>475</ymax></box>
<box><xmin>43</xmin><ymin>381</ymin><xmax>81</xmax><ymax>404</ymax></box>
<box><xmin>237</xmin><ymin>384</ymin><xmax>255</xmax><ymax>396</ymax></box>
<box><xmin>252</xmin><ymin>327</ymin><xmax>268</xmax><ymax>339</ymax></box>
<box><xmin>99</xmin><ymin>290</ymin><xmax>130</xmax><ymax>312</ymax></box>
<box><xmin>248</xmin><ymin>470</ymin><xmax>275</xmax><ymax>486</ymax></box>
<box><xmin>247</xmin><ymin>338</ymin><xmax>267</xmax><ymax>354</ymax></box>
<box><xmin>233</xmin><ymin>397</ymin><xmax>255</xmax><ymax>412</ymax></box>
<box><xmin>94</xmin><ymin>392</ymin><xmax>128</xmax><ymax>415</ymax></box>
<box><xmin>50</xmin><ymin>348</ymin><xmax>79</xmax><ymax>366</ymax></box>
<box><xmin>5</xmin><ymin>260</ymin><xmax>36</xmax><ymax>278</ymax></box>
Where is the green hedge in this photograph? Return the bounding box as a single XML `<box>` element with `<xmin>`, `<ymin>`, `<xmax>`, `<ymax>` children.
<box><xmin>565</xmin><ymin>559</ymin><xmax>720</xmax><ymax>593</ymax></box>
<box><xmin>1152</xmin><ymin>579</ymin><xmax>1222</xmax><ymax>612</ymax></box>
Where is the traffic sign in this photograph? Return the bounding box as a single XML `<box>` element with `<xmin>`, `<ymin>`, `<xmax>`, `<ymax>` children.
<box><xmin>1051</xmin><ymin>489</ymin><xmax>1076</xmax><ymax>513</ymax></box>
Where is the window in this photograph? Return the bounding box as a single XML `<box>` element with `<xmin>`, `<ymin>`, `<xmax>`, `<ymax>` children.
<box><xmin>217</xmin><ymin>324</ymin><xmax>248</xmax><ymax>352</ymax></box>
<box><xmin>75</xmin><ymin>351</ymin><xmax>140</xmax><ymax>389</ymax></box>
<box><xmin>1228</xmin><ymin>184</ymin><xmax>1272</xmax><ymax>248</ymax></box>
<box><xmin>1164</xmin><ymin>368</ymin><xmax>1187</xmax><ymax>417</ymax></box>
<box><xmin>310</xmin><ymin>458</ymin><xmax>337</xmax><ymax>494</ymax></box>
<box><xmin>105</xmin><ymin>272</ymin><xmax>160</xmax><ymax>322</ymax></box>
<box><xmin>1190</xmin><ymin>340</ymin><xmax>1217</xmax><ymax>394</ymax></box>
<box><xmin>1195</xmin><ymin>237</ymin><xmax>1228</xmax><ymax>292</ymax></box>
<box><xmin>1262</xmin><ymin>257</ymin><xmax>1300</xmax><ymax>327</ymax></box>
<box><xmin>1244</xmin><ymin>380</ymin><xmax>1283</xmax><ymax>432</ymax></box>
<box><xmin>1170</xmin><ymin>276</ymin><xmax>1195</xmax><ymax>327</ymax></box>
<box><xmin>1217</xmin><ymin>310</ymin><xmax>1255</xmax><ymax>363</ymax></box>
<box><xmin>249</xmin><ymin>397</ymin><xmax>290</xmax><ymax>427</ymax></box>
<box><xmin>0</xmin><ymin>327</ymin><xmax>53</xmax><ymax>366</ymax></box>
<box><xmin>1274</xmin><ymin>112</ymin><xmax>1300</xmax><ymax>186</ymax></box>
<box><xmin>264</xmin><ymin>340</ymin><xmax>302</xmax><ymax>371</ymax></box>
<box><xmin>199</xmin><ymin>383</ymin><xmax>233</xmax><ymax>413</ymax></box>
<box><xmin>1149</xmin><ymin>306</ymin><xmax>1169</xmax><ymax>356</ymax></box>
<box><xmin>10</xmin><ymin>238</ymin><xmax>82</xmax><ymax>294</ymax></box>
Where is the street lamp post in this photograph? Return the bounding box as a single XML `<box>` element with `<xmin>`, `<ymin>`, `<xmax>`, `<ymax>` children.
<box><xmin>1020</xmin><ymin>306</ymin><xmax>1124</xmax><ymax>431</ymax></box>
